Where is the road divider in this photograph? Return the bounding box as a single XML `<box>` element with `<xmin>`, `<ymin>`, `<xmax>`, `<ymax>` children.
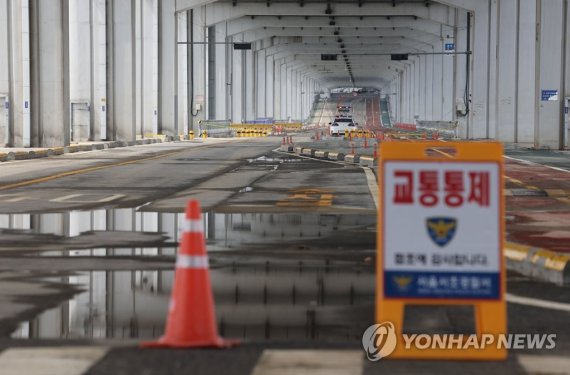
<box><xmin>0</xmin><ymin>138</ymin><xmax>166</xmax><ymax>163</ymax></box>
<box><xmin>504</xmin><ymin>242</ymin><xmax>570</xmax><ymax>285</ymax></box>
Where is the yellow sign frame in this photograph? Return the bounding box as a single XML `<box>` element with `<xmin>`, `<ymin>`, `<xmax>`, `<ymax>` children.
<box><xmin>377</xmin><ymin>141</ymin><xmax>507</xmax><ymax>360</ymax></box>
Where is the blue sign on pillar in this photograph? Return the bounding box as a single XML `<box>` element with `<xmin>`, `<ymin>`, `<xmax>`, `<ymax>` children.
<box><xmin>541</xmin><ymin>90</ymin><xmax>558</xmax><ymax>101</ymax></box>
<box><xmin>444</xmin><ymin>43</ymin><xmax>455</xmax><ymax>52</ymax></box>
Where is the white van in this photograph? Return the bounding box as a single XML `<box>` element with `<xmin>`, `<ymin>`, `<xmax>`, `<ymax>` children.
<box><xmin>330</xmin><ymin>118</ymin><xmax>356</xmax><ymax>136</ymax></box>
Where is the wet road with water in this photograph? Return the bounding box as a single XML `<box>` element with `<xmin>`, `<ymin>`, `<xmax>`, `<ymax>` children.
<box><xmin>0</xmin><ymin>136</ymin><xmax>377</xmax><ymax>342</ymax></box>
<box><xmin>1</xmin><ymin>137</ymin><xmax>570</xmax><ymax>374</ymax></box>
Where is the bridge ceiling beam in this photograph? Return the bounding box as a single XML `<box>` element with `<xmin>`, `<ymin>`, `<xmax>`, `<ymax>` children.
<box><xmin>226</xmin><ymin>16</ymin><xmax>452</xmax><ymax>36</ymax></box>
<box><xmin>202</xmin><ymin>2</ymin><xmax>455</xmax><ymax>26</ymax></box>
<box><xmin>239</xmin><ymin>26</ymin><xmax>443</xmax><ymax>43</ymax></box>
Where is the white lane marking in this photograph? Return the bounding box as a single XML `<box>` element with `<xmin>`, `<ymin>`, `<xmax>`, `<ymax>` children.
<box><xmin>50</xmin><ymin>194</ymin><xmax>84</xmax><ymax>202</ymax></box>
<box><xmin>0</xmin><ymin>194</ymin><xmax>36</xmax><ymax>203</ymax></box>
<box><xmin>506</xmin><ymin>293</ymin><xmax>570</xmax><ymax>313</ymax></box>
<box><xmin>504</xmin><ymin>155</ymin><xmax>570</xmax><ymax>173</ymax></box>
<box><xmin>0</xmin><ymin>347</ymin><xmax>109</xmax><ymax>375</ymax></box>
<box><xmin>96</xmin><ymin>194</ymin><xmax>125</xmax><ymax>203</ymax></box>
<box><xmin>252</xmin><ymin>350</ymin><xmax>363</xmax><ymax>375</ymax></box>
<box><xmin>517</xmin><ymin>354</ymin><xmax>570</xmax><ymax>375</ymax></box>
<box><xmin>5</xmin><ymin>197</ymin><xmax>35</xmax><ymax>202</ymax></box>
<box><xmin>50</xmin><ymin>194</ymin><xmax>125</xmax><ymax>203</ymax></box>
<box><xmin>363</xmin><ymin>167</ymin><xmax>379</xmax><ymax>209</ymax></box>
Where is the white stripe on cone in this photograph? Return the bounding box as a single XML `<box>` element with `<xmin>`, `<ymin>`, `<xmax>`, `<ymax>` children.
<box><xmin>180</xmin><ymin>218</ymin><xmax>204</xmax><ymax>233</ymax></box>
<box><xmin>176</xmin><ymin>254</ymin><xmax>209</xmax><ymax>269</ymax></box>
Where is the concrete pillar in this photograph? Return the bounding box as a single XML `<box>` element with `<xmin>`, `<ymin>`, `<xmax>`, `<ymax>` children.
<box><xmin>255</xmin><ymin>49</ymin><xmax>266</xmax><ymax>118</ymax></box>
<box><xmin>536</xmin><ymin>0</ymin><xmax>567</xmax><ymax>149</ymax></box>
<box><xmin>93</xmin><ymin>0</ymin><xmax>106</xmax><ymax>141</ymax></box>
<box><xmin>177</xmin><ymin>12</ymin><xmax>188</xmax><ymax>134</ymax></box>
<box><xmin>496</xmin><ymin>0</ymin><xmax>517</xmax><ymax>142</ymax></box>
<box><xmin>266</xmin><ymin>54</ymin><xmax>274</xmax><ymax>118</ymax></box>
<box><xmin>273</xmin><ymin>58</ymin><xmax>281</xmax><ymax>120</ymax></box>
<box><xmin>566</xmin><ymin>1</ymin><xmax>570</xmax><ymax>148</ymax></box>
<box><xmin>396</xmin><ymin>72</ymin><xmax>402</xmax><ymax>123</ymax></box>
<box><xmin>141</xmin><ymin>0</ymin><xmax>157</xmax><ymax>137</ymax></box>
<box><xmin>0</xmin><ymin>0</ymin><xmax>26</xmax><ymax>147</ymax></box>
<box><xmin>69</xmin><ymin>0</ymin><xmax>92</xmax><ymax>142</ymax></box>
<box><xmin>413</xmin><ymin>58</ymin><xmax>419</xmax><ymax>121</ymax></box>
<box><xmin>407</xmin><ymin>61</ymin><xmax>413</xmax><ymax>122</ymax></box>
<box><xmin>487</xmin><ymin>0</ymin><xmax>499</xmax><ymax>138</ymax></box>
<box><xmin>30</xmin><ymin>0</ymin><xmax>70</xmax><ymax>147</ymax></box>
<box><xmin>0</xmin><ymin>1</ymin><xmax>9</xmax><ymax>146</ymax></box>
<box><xmin>440</xmin><ymin>36</ymin><xmax>453</xmax><ymax>122</ymax></box>
<box><xmin>285</xmin><ymin>66</ymin><xmax>292</xmax><ymax>120</ymax></box>
<box><xmin>517</xmin><ymin>0</ymin><xmax>538</xmax><ymax>143</ymax></box>
<box><xmin>424</xmin><ymin>54</ymin><xmax>433</xmax><ymax>121</ymax></box>
<box><xmin>418</xmin><ymin>55</ymin><xmax>426</xmax><ymax>120</ymax></box>
<box><xmin>106</xmin><ymin>0</ymin><xmax>138</xmax><ymax>142</ymax></box>
<box><xmin>190</xmin><ymin>7</ymin><xmax>206</xmax><ymax>130</ymax></box>
<box><xmin>454</xmin><ymin>10</ymin><xmax>469</xmax><ymax>138</ymax></box>
<box><xmin>231</xmin><ymin>36</ymin><xmax>244</xmax><ymax>122</ymax></box>
<box><xmin>400</xmin><ymin>69</ymin><xmax>405</xmax><ymax>122</ymax></box>
<box><xmin>244</xmin><ymin>49</ymin><xmax>254</xmax><ymax>121</ymax></box>
<box><xmin>158</xmin><ymin>0</ymin><xmax>175</xmax><ymax>136</ymax></box>
<box><xmin>470</xmin><ymin>1</ymin><xmax>492</xmax><ymax>139</ymax></box>
<box><xmin>432</xmin><ymin>52</ymin><xmax>443</xmax><ymax>121</ymax></box>
<box><xmin>280</xmin><ymin>61</ymin><xmax>287</xmax><ymax>120</ymax></box>
<box><xmin>214</xmin><ymin>21</ymin><xmax>227</xmax><ymax>120</ymax></box>
<box><xmin>292</xmin><ymin>70</ymin><xmax>298</xmax><ymax>120</ymax></box>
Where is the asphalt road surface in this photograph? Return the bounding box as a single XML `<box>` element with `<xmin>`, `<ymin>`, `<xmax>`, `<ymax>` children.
<box><xmin>0</xmin><ymin>136</ymin><xmax>569</xmax><ymax>374</ymax></box>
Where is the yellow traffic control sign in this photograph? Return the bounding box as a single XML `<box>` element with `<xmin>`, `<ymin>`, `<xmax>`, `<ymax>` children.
<box><xmin>377</xmin><ymin>141</ymin><xmax>506</xmax><ymax>360</ymax></box>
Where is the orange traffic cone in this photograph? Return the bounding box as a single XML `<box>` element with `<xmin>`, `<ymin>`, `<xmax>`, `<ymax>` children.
<box><xmin>141</xmin><ymin>200</ymin><xmax>238</xmax><ymax>349</ymax></box>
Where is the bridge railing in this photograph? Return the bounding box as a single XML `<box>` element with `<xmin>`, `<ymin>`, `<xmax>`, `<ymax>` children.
<box><xmin>198</xmin><ymin>120</ymin><xmax>233</xmax><ymax>137</ymax></box>
<box><xmin>416</xmin><ymin>120</ymin><xmax>458</xmax><ymax>137</ymax></box>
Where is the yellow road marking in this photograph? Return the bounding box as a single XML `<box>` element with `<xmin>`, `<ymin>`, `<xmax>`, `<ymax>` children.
<box><xmin>0</xmin><ymin>148</ymin><xmax>189</xmax><ymax>192</ymax></box>
<box><xmin>277</xmin><ymin>188</ymin><xmax>333</xmax><ymax>207</ymax></box>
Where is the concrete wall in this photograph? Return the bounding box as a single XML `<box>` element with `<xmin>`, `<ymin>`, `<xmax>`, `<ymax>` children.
<box><xmin>0</xmin><ymin>0</ymin><xmax>567</xmax><ymax>147</ymax></box>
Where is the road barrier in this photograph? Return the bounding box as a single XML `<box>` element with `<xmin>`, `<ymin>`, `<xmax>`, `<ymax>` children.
<box><xmin>274</xmin><ymin>122</ymin><xmax>303</xmax><ymax>131</ymax></box>
<box><xmin>416</xmin><ymin>120</ymin><xmax>458</xmax><ymax>137</ymax></box>
<box><xmin>394</xmin><ymin>123</ymin><xmax>417</xmax><ymax>131</ymax></box>
<box><xmin>199</xmin><ymin>120</ymin><xmax>232</xmax><ymax>137</ymax></box>
<box><xmin>231</xmin><ymin>124</ymin><xmax>271</xmax><ymax>137</ymax></box>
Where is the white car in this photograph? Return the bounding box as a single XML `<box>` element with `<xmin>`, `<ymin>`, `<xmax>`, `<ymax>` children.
<box><xmin>330</xmin><ymin>118</ymin><xmax>356</xmax><ymax>136</ymax></box>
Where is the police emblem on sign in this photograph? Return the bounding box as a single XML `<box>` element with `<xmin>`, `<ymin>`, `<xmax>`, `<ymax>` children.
<box><xmin>426</xmin><ymin>217</ymin><xmax>457</xmax><ymax>247</ymax></box>
<box><xmin>392</xmin><ymin>275</ymin><xmax>413</xmax><ymax>291</ymax></box>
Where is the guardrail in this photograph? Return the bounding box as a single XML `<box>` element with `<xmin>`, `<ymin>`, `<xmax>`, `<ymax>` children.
<box><xmin>198</xmin><ymin>120</ymin><xmax>233</xmax><ymax>137</ymax></box>
<box><xmin>416</xmin><ymin>120</ymin><xmax>458</xmax><ymax>137</ymax></box>
<box><xmin>394</xmin><ymin>123</ymin><xmax>417</xmax><ymax>131</ymax></box>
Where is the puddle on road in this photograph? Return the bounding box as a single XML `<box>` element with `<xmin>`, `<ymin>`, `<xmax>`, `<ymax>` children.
<box><xmin>1</xmin><ymin>209</ymin><xmax>376</xmax><ymax>342</ymax></box>
<box><xmin>247</xmin><ymin>156</ymin><xmax>303</xmax><ymax>164</ymax></box>
<box><xmin>0</xmin><ymin>209</ymin><xmax>375</xmax><ymax>254</ymax></box>
<box><xmin>11</xmin><ymin>261</ymin><xmax>374</xmax><ymax>342</ymax></box>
